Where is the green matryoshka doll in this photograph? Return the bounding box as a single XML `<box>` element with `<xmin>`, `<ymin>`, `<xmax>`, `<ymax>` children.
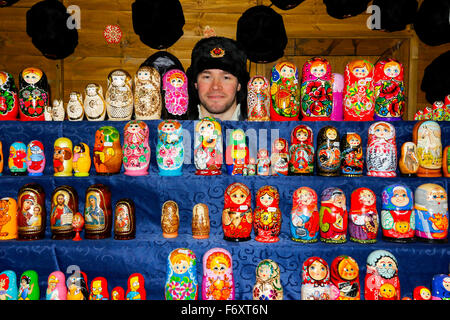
<box><xmin>18</xmin><ymin>270</ymin><xmax>40</xmax><ymax>300</ymax></box>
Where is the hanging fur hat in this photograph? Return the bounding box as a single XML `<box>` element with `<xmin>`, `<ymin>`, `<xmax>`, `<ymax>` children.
<box><xmin>414</xmin><ymin>0</ymin><xmax>450</xmax><ymax>46</ymax></box>
<box><xmin>270</xmin><ymin>0</ymin><xmax>305</xmax><ymax>10</ymax></box>
<box><xmin>26</xmin><ymin>0</ymin><xmax>78</xmax><ymax>60</ymax></box>
<box><xmin>132</xmin><ymin>0</ymin><xmax>185</xmax><ymax>50</ymax></box>
<box><xmin>0</xmin><ymin>0</ymin><xmax>19</xmax><ymax>7</ymax></box>
<box><xmin>421</xmin><ymin>50</ymin><xmax>450</xmax><ymax>104</ymax></box>
<box><xmin>140</xmin><ymin>51</ymin><xmax>185</xmax><ymax>75</ymax></box>
<box><xmin>323</xmin><ymin>0</ymin><xmax>371</xmax><ymax>19</ymax></box>
<box><xmin>371</xmin><ymin>0</ymin><xmax>418</xmax><ymax>32</ymax></box>
<box><xmin>236</xmin><ymin>5</ymin><xmax>287</xmax><ymax>63</ymax></box>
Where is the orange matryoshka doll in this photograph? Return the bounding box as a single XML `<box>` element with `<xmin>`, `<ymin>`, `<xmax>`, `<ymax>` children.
<box><xmin>253</xmin><ymin>185</ymin><xmax>282</xmax><ymax>243</ymax></box>
<box><xmin>270</xmin><ymin>61</ymin><xmax>300</xmax><ymax>121</ymax></box>
<box><xmin>93</xmin><ymin>126</ymin><xmax>123</xmax><ymax>175</ymax></box>
<box><xmin>0</xmin><ymin>197</ymin><xmax>18</xmax><ymax>240</ymax></box>
<box><xmin>222</xmin><ymin>182</ymin><xmax>252</xmax><ymax>242</ymax></box>
<box><xmin>202</xmin><ymin>248</ymin><xmax>235</xmax><ymax>300</ymax></box>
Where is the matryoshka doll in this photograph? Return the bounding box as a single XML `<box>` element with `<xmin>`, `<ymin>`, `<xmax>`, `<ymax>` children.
<box><xmin>26</xmin><ymin>140</ymin><xmax>45</xmax><ymax>176</ymax></box>
<box><xmin>330</xmin><ymin>255</ymin><xmax>360</xmax><ymax>300</ymax></box>
<box><xmin>316</xmin><ymin>125</ymin><xmax>341</xmax><ymax>176</ymax></box>
<box><xmin>270</xmin><ymin>61</ymin><xmax>300</xmax><ymax>121</ymax></box>
<box><xmin>111</xmin><ymin>287</ymin><xmax>125</xmax><ymax>300</ymax></box>
<box><xmin>445</xmin><ymin>95</ymin><xmax>450</xmax><ymax>120</ymax></box>
<box><xmin>18</xmin><ymin>270</ymin><xmax>39</xmax><ymax>300</ymax></box>
<box><xmin>380</xmin><ymin>184</ymin><xmax>415</xmax><ymax>243</ymax></box>
<box><xmin>83</xmin><ymin>184</ymin><xmax>112</xmax><ymax>240</ymax></box>
<box><xmin>89</xmin><ymin>277</ymin><xmax>109</xmax><ymax>300</ymax></box>
<box><xmin>431</xmin><ymin>274</ymin><xmax>450</xmax><ymax>300</ymax></box>
<box><xmin>123</xmin><ymin>120</ymin><xmax>150</xmax><ymax>176</ymax></box>
<box><xmin>443</xmin><ymin>145</ymin><xmax>450</xmax><ymax>178</ymax></box>
<box><xmin>192</xmin><ymin>203</ymin><xmax>210</xmax><ymax>239</ymax></box>
<box><xmin>301</xmin><ymin>257</ymin><xmax>332</xmax><ymax>300</ymax></box>
<box><xmin>50</xmin><ymin>185</ymin><xmax>78</xmax><ymax>240</ymax></box>
<box><xmin>156</xmin><ymin>120</ymin><xmax>184</xmax><ymax>176</ymax></box>
<box><xmin>51</xmin><ymin>99</ymin><xmax>64</xmax><ymax>121</ymax></box>
<box><xmin>364</xmin><ymin>249</ymin><xmax>400</xmax><ymax>300</ymax></box>
<box><xmin>0</xmin><ymin>141</ymin><xmax>3</xmax><ymax>175</ymax></box>
<box><xmin>414</xmin><ymin>183</ymin><xmax>448</xmax><ymax>243</ymax></box>
<box><xmin>126</xmin><ymin>273</ymin><xmax>146</xmax><ymax>300</ymax></box>
<box><xmin>133</xmin><ymin>65</ymin><xmax>162</xmax><ymax>120</ymax></box>
<box><xmin>53</xmin><ymin>137</ymin><xmax>73</xmax><ymax>177</ymax></box>
<box><xmin>114</xmin><ymin>198</ymin><xmax>136</xmax><ymax>240</ymax></box>
<box><xmin>17</xmin><ymin>183</ymin><xmax>46</xmax><ymax>240</ymax></box>
<box><xmin>373</xmin><ymin>58</ymin><xmax>405</xmax><ymax>121</ymax></box>
<box><xmin>8</xmin><ymin>141</ymin><xmax>27</xmax><ymax>175</ymax></box>
<box><xmin>46</xmin><ymin>271</ymin><xmax>67</xmax><ymax>300</ymax></box>
<box><xmin>0</xmin><ymin>270</ymin><xmax>18</xmax><ymax>300</ymax></box>
<box><xmin>194</xmin><ymin>117</ymin><xmax>223</xmax><ymax>176</ymax></box>
<box><xmin>0</xmin><ymin>197</ymin><xmax>18</xmax><ymax>240</ymax></box>
<box><xmin>222</xmin><ymin>182</ymin><xmax>252</xmax><ymax>242</ymax></box>
<box><xmin>270</xmin><ymin>138</ymin><xmax>289</xmax><ymax>176</ymax></box>
<box><xmin>225</xmin><ymin>128</ymin><xmax>249</xmax><ymax>175</ymax></box>
<box><xmin>73</xmin><ymin>142</ymin><xmax>91</xmax><ymax>177</ymax></box>
<box><xmin>422</xmin><ymin>106</ymin><xmax>433</xmax><ymax>120</ymax></box>
<box><xmin>414</xmin><ymin>109</ymin><xmax>423</xmax><ymax>120</ymax></box>
<box><xmin>66</xmin><ymin>270</ymin><xmax>89</xmax><ymax>300</ymax></box>
<box><xmin>66</xmin><ymin>91</ymin><xmax>84</xmax><ymax>121</ymax></box>
<box><xmin>340</xmin><ymin>132</ymin><xmax>363</xmax><ymax>177</ymax></box>
<box><xmin>413</xmin><ymin>286</ymin><xmax>432</xmax><ymax>300</ymax></box>
<box><xmin>202</xmin><ymin>248</ymin><xmax>235</xmax><ymax>300</ymax></box>
<box><xmin>161</xmin><ymin>200</ymin><xmax>180</xmax><ymax>238</ymax></box>
<box><xmin>256</xmin><ymin>149</ymin><xmax>270</xmax><ymax>176</ymax></box>
<box><xmin>247</xmin><ymin>75</ymin><xmax>271</xmax><ymax>121</ymax></box>
<box><xmin>330</xmin><ymin>73</ymin><xmax>344</xmax><ymax>121</ymax></box>
<box><xmin>288</xmin><ymin>125</ymin><xmax>314</xmax><ymax>175</ymax></box>
<box><xmin>432</xmin><ymin>101</ymin><xmax>445</xmax><ymax>121</ymax></box>
<box><xmin>413</xmin><ymin>120</ymin><xmax>442</xmax><ymax>177</ymax></box>
<box><xmin>83</xmin><ymin>83</ymin><xmax>106</xmax><ymax>121</ymax></box>
<box><xmin>253</xmin><ymin>186</ymin><xmax>282</xmax><ymax>243</ymax></box>
<box><xmin>343</xmin><ymin>59</ymin><xmax>375</xmax><ymax>121</ymax></box>
<box><xmin>165</xmin><ymin>248</ymin><xmax>198</xmax><ymax>300</ymax></box>
<box><xmin>93</xmin><ymin>126</ymin><xmax>123</xmax><ymax>175</ymax></box>
<box><xmin>319</xmin><ymin>187</ymin><xmax>348</xmax><ymax>244</ymax></box>
<box><xmin>366</xmin><ymin>121</ymin><xmax>397</xmax><ymax>177</ymax></box>
<box><xmin>253</xmin><ymin>259</ymin><xmax>283</xmax><ymax>300</ymax></box>
<box><xmin>300</xmin><ymin>57</ymin><xmax>333</xmax><ymax>121</ymax></box>
<box><xmin>18</xmin><ymin>67</ymin><xmax>49</xmax><ymax>121</ymax></box>
<box><xmin>290</xmin><ymin>187</ymin><xmax>320</xmax><ymax>243</ymax></box>
<box><xmin>399</xmin><ymin>142</ymin><xmax>419</xmax><ymax>176</ymax></box>
<box><xmin>162</xmin><ymin>69</ymin><xmax>189</xmax><ymax>119</ymax></box>
<box><xmin>348</xmin><ymin>188</ymin><xmax>379</xmax><ymax>244</ymax></box>
<box><xmin>0</xmin><ymin>71</ymin><xmax>19</xmax><ymax>120</ymax></box>
<box><xmin>105</xmin><ymin>69</ymin><xmax>134</xmax><ymax>121</ymax></box>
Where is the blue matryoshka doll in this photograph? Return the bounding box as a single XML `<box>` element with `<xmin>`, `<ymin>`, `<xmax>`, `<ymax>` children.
<box><xmin>431</xmin><ymin>274</ymin><xmax>450</xmax><ymax>300</ymax></box>
<box><xmin>156</xmin><ymin>120</ymin><xmax>184</xmax><ymax>176</ymax></box>
<box><xmin>164</xmin><ymin>248</ymin><xmax>198</xmax><ymax>300</ymax></box>
<box><xmin>0</xmin><ymin>270</ymin><xmax>18</xmax><ymax>300</ymax></box>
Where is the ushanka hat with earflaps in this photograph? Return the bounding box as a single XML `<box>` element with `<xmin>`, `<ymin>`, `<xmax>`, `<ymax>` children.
<box><xmin>371</xmin><ymin>0</ymin><xmax>418</xmax><ymax>32</ymax></box>
<box><xmin>421</xmin><ymin>50</ymin><xmax>450</xmax><ymax>104</ymax></box>
<box><xmin>414</xmin><ymin>0</ymin><xmax>450</xmax><ymax>47</ymax></box>
<box><xmin>323</xmin><ymin>0</ymin><xmax>371</xmax><ymax>19</ymax></box>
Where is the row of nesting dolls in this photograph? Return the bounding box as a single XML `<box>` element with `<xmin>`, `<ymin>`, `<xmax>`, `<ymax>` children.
<box><xmin>414</xmin><ymin>97</ymin><xmax>450</xmax><ymax>121</ymax></box>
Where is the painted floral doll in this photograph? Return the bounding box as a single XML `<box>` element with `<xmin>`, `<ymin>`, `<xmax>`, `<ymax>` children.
<box><xmin>316</xmin><ymin>125</ymin><xmax>340</xmax><ymax>176</ymax></box>
<box><xmin>156</xmin><ymin>120</ymin><xmax>184</xmax><ymax>176</ymax></box>
<box><xmin>123</xmin><ymin>120</ymin><xmax>150</xmax><ymax>176</ymax></box>
<box><xmin>253</xmin><ymin>186</ymin><xmax>282</xmax><ymax>243</ymax></box>
<box><xmin>247</xmin><ymin>75</ymin><xmax>271</xmax><ymax>121</ymax></box>
<box><xmin>253</xmin><ymin>259</ymin><xmax>283</xmax><ymax>300</ymax></box>
<box><xmin>289</xmin><ymin>125</ymin><xmax>314</xmax><ymax>175</ymax></box>
<box><xmin>162</xmin><ymin>69</ymin><xmax>189</xmax><ymax>118</ymax></box>
<box><xmin>340</xmin><ymin>132</ymin><xmax>363</xmax><ymax>177</ymax></box>
<box><xmin>301</xmin><ymin>257</ymin><xmax>332</xmax><ymax>300</ymax></box>
<box><xmin>194</xmin><ymin>117</ymin><xmax>223</xmax><ymax>175</ymax></box>
<box><xmin>165</xmin><ymin>248</ymin><xmax>198</xmax><ymax>300</ymax></box>
<box><xmin>18</xmin><ymin>67</ymin><xmax>49</xmax><ymax>121</ymax></box>
<box><xmin>319</xmin><ymin>187</ymin><xmax>348</xmax><ymax>243</ymax></box>
<box><xmin>270</xmin><ymin>61</ymin><xmax>300</xmax><ymax>121</ymax></box>
<box><xmin>366</xmin><ymin>121</ymin><xmax>397</xmax><ymax>177</ymax></box>
<box><xmin>225</xmin><ymin>129</ymin><xmax>249</xmax><ymax>175</ymax></box>
<box><xmin>222</xmin><ymin>182</ymin><xmax>252</xmax><ymax>242</ymax></box>
<box><xmin>270</xmin><ymin>138</ymin><xmax>289</xmax><ymax>176</ymax></box>
<box><xmin>290</xmin><ymin>187</ymin><xmax>320</xmax><ymax>243</ymax></box>
<box><xmin>202</xmin><ymin>248</ymin><xmax>235</xmax><ymax>300</ymax></box>
<box><xmin>0</xmin><ymin>71</ymin><xmax>19</xmax><ymax>120</ymax></box>
<box><xmin>348</xmin><ymin>187</ymin><xmax>379</xmax><ymax>243</ymax></box>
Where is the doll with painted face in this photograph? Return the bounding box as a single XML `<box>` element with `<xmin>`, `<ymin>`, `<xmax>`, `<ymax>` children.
<box><xmin>222</xmin><ymin>182</ymin><xmax>252</xmax><ymax>242</ymax></box>
<box><xmin>126</xmin><ymin>273</ymin><xmax>146</xmax><ymax>300</ymax></box>
<box><xmin>9</xmin><ymin>142</ymin><xmax>27</xmax><ymax>175</ymax></box>
<box><xmin>0</xmin><ymin>197</ymin><xmax>18</xmax><ymax>241</ymax></box>
<box><xmin>53</xmin><ymin>137</ymin><xmax>73</xmax><ymax>177</ymax></box>
<box><xmin>270</xmin><ymin>138</ymin><xmax>289</xmax><ymax>176</ymax></box>
<box><xmin>162</xmin><ymin>69</ymin><xmax>189</xmax><ymax>119</ymax></box>
<box><xmin>374</xmin><ymin>58</ymin><xmax>405</xmax><ymax>121</ymax></box>
<box><xmin>289</xmin><ymin>125</ymin><xmax>314</xmax><ymax>175</ymax></box>
<box><xmin>431</xmin><ymin>274</ymin><xmax>450</xmax><ymax>300</ymax></box>
<box><xmin>73</xmin><ymin>142</ymin><xmax>91</xmax><ymax>177</ymax></box>
<box><xmin>202</xmin><ymin>248</ymin><xmax>235</xmax><ymax>300</ymax></box>
<box><xmin>270</xmin><ymin>61</ymin><xmax>300</xmax><ymax>121</ymax></box>
<box><xmin>330</xmin><ymin>73</ymin><xmax>344</xmax><ymax>121</ymax></box>
<box><xmin>17</xmin><ymin>183</ymin><xmax>46</xmax><ymax>241</ymax></box>
<box><xmin>290</xmin><ymin>187</ymin><xmax>320</xmax><ymax>243</ymax></box>
<box><xmin>83</xmin><ymin>184</ymin><xmax>112</xmax><ymax>240</ymax></box>
<box><xmin>50</xmin><ymin>185</ymin><xmax>78</xmax><ymax>240</ymax></box>
<box><xmin>89</xmin><ymin>277</ymin><xmax>109</xmax><ymax>300</ymax></box>
<box><xmin>18</xmin><ymin>270</ymin><xmax>39</xmax><ymax>300</ymax></box>
<box><xmin>156</xmin><ymin>120</ymin><xmax>184</xmax><ymax>176</ymax></box>
<box><xmin>66</xmin><ymin>91</ymin><xmax>84</xmax><ymax>121</ymax></box>
<box><xmin>364</xmin><ymin>250</ymin><xmax>400</xmax><ymax>300</ymax></box>
<box><xmin>366</xmin><ymin>121</ymin><xmax>397</xmax><ymax>177</ymax></box>
<box><xmin>444</xmin><ymin>145</ymin><xmax>450</xmax><ymax>178</ymax></box>
<box><xmin>111</xmin><ymin>287</ymin><xmax>125</xmax><ymax>300</ymax></box>
<box><xmin>18</xmin><ymin>67</ymin><xmax>49</xmax><ymax>121</ymax></box>
<box><xmin>256</xmin><ymin>149</ymin><xmax>270</xmax><ymax>176</ymax></box>
<box><xmin>330</xmin><ymin>255</ymin><xmax>360</xmax><ymax>300</ymax></box>
<box><xmin>349</xmin><ymin>187</ymin><xmax>379</xmax><ymax>244</ymax></box>
<box><xmin>340</xmin><ymin>133</ymin><xmax>363</xmax><ymax>177</ymax></box>
<box><xmin>253</xmin><ymin>259</ymin><xmax>283</xmax><ymax>300</ymax></box>
<box><xmin>105</xmin><ymin>69</ymin><xmax>134</xmax><ymax>121</ymax></box>
<box><xmin>316</xmin><ymin>126</ymin><xmax>341</xmax><ymax>176</ymax></box>
<box><xmin>46</xmin><ymin>271</ymin><xmax>67</xmax><ymax>300</ymax></box>
<box><xmin>114</xmin><ymin>198</ymin><xmax>136</xmax><ymax>240</ymax></box>
<box><xmin>413</xmin><ymin>286</ymin><xmax>432</xmax><ymax>300</ymax></box>
<box><xmin>165</xmin><ymin>248</ymin><xmax>198</xmax><ymax>300</ymax></box>
<box><xmin>432</xmin><ymin>101</ymin><xmax>445</xmax><ymax>121</ymax></box>
<box><xmin>225</xmin><ymin>128</ymin><xmax>249</xmax><ymax>176</ymax></box>
<box><xmin>445</xmin><ymin>95</ymin><xmax>450</xmax><ymax>120</ymax></box>
<box><xmin>123</xmin><ymin>120</ymin><xmax>150</xmax><ymax>176</ymax></box>
<box><xmin>94</xmin><ymin>126</ymin><xmax>123</xmax><ymax>175</ymax></box>
<box><xmin>399</xmin><ymin>142</ymin><xmax>419</xmax><ymax>176</ymax></box>
<box><xmin>0</xmin><ymin>71</ymin><xmax>19</xmax><ymax>120</ymax></box>
<box><xmin>66</xmin><ymin>270</ymin><xmax>89</xmax><ymax>300</ymax></box>
<box><xmin>26</xmin><ymin>140</ymin><xmax>45</xmax><ymax>176</ymax></box>
<box><xmin>319</xmin><ymin>187</ymin><xmax>348</xmax><ymax>244</ymax></box>
<box><xmin>134</xmin><ymin>65</ymin><xmax>162</xmax><ymax>120</ymax></box>
<box><xmin>413</xmin><ymin>120</ymin><xmax>442</xmax><ymax>177</ymax></box>
<box><xmin>247</xmin><ymin>75</ymin><xmax>271</xmax><ymax>121</ymax></box>
<box><xmin>194</xmin><ymin>117</ymin><xmax>223</xmax><ymax>176</ymax></box>
<box><xmin>0</xmin><ymin>270</ymin><xmax>18</xmax><ymax>300</ymax></box>
<box><xmin>301</xmin><ymin>257</ymin><xmax>332</xmax><ymax>300</ymax></box>
<box><xmin>253</xmin><ymin>186</ymin><xmax>282</xmax><ymax>243</ymax></box>
<box><xmin>83</xmin><ymin>83</ymin><xmax>106</xmax><ymax>121</ymax></box>
<box><xmin>301</xmin><ymin>57</ymin><xmax>333</xmax><ymax>121</ymax></box>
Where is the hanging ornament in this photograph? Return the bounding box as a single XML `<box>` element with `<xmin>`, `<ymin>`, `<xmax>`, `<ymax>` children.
<box><xmin>103</xmin><ymin>24</ymin><xmax>122</xmax><ymax>44</ymax></box>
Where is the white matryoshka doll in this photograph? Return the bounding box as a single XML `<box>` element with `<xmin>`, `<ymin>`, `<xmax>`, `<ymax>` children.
<box><xmin>247</xmin><ymin>75</ymin><xmax>271</xmax><ymax>121</ymax></box>
<box><xmin>51</xmin><ymin>99</ymin><xmax>64</xmax><ymax>121</ymax></box>
<box><xmin>0</xmin><ymin>270</ymin><xmax>18</xmax><ymax>300</ymax></box>
<box><xmin>83</xmin><ymin>83</ymin><xmax>106</xmax><ymax>121</ymax></box>
<box><xmin>412</xmin><ymin>120</ymin><xmax>442</xmax><ymax>177</ymax></box>
<box><xmin>162</xmin><ymin>69</ymin><xmax>189</xmax><ymax>119</ymax></box>
<box><xmin>301</xmin><ymin>257</ymin><xmax>332</xmax><ymax>300</ymax></box>
<box><xmin>156</xmin><ymin>120</ymin><xmax>184</xmax><ymax>176</ymax></box>
<box><xmin>134</xmin><ymin>65</ymin><xmax>162</xmax><ymax>120</ymax></box>
<box><xmin>253</xmin><ymin>259</ymin><xmax>283</xmax><ymax>300</ymax></box>
<box><xmin>105</xmin><ymin>69</ymin><xmax>134</xmax><ymax>121</ymax></box>
<box><xmin>270</xmin><ymin>61</ymin><xmax>300</xmax><ymax>121</ymax></box>
<box><xmin>256</xmin><ymin>148</ymin><xmax>270</xmax><ymax>176</ymax></box>
<box><xmin>202</xmin><ymin>248</ymin><xmax>235</xmax><ymax>300</ymax></box>
<box><xmin>194</xmin><ymin>117</ymin><xmax>223</xmax><ymax>176</ymax></box>
<box><xmin>0</xmin><ymin>71</ymin><xmax>19</xmax><ymax>120</ymax></box>
<box><xmin>18</xmin><ymin>67</ymin><xmax>49</xmax><ymax>121</ymax></box>
<box><xmin>46</xmin><ymin>271</ymin><xmax>67</xmax><ymax>300</ymax></box>
<box><xmin>165</xmin><ymin>248</ymin><xmax>198</xmax><ymax>300</ymax></box>
<box><xmin>366</xmin><ymin>121</ymin><xmax>397</xmax><ymax>177</ymax></box>
<box><xmin>66</xmin><ymin>91</ymin><xmax>84</xmax><ymax>121</ymax></box>
<box><xmin>123</xmin><ymin>120</ymin><xmax>150</xmax><ymax>176</ymax></box>
<box><xmin>364</xmin><ymin>250</ymin><xmax>400</xmax><ymax>300</ymax></box>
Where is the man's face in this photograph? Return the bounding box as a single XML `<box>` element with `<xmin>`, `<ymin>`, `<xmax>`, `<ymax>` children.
<box><xmin>195</xmin><ymin>69</ymin><xmax>241</xmax><ymax>116</ymax></box>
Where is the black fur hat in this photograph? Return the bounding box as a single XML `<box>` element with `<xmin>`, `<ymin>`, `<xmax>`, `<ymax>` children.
<box><xmin>421</xmin><ymin>50</ymin><xmax>450</xmax><ymax>104</ymax></box>
<box><xmin>414</xmin><ymin>0</ymin><xmax>450</xmax><ymax>46</ymax></box>
<box><xmin>132</xmin><ymin>0</ymin><xmax>185</xmax><ymax>49</ymax></box>
<box><xmin>270</xmin><ymin>0</ymin><xmax>305</xmax><ymax>10</ymax></box>
<box><xmin>140</xmin><ymin>51</ymin><xmax>185</xmax><ymax>75</ymax></box>
<box><xmin>26</xmin><ymin>0</ymin><xmax>78</xmax><ymax>60</ymax></box>
<box><xmin>236</xmin><ymin>5</ymin><xmax>287</xmax><ymax>63</ymax></box>
<box><xmin>372</xmin><ymin>0</ymin><xmax>418</xmax><ymax>32</ymax></box>
<box><xmin>323</xmin><ymin>0</ymin><xmax>371</xmax><ymax>19</ymax></box>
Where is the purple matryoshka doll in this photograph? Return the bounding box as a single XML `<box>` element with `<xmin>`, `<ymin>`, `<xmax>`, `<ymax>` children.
<box><xmin>319</xmin><ymin>187</ymin><xmax>348</xmax><ymax>244</ymax></box>
<box><xmin>164</xmin><ymin>248</ymin><xmax>198</xmax><ymax>300</ymax></box>
<box><xmin>26</xmin><ymin>140</ymin><xmax>45</xmax><ymax>176</ymax></box>
<box><xmin>253</xmin><ymin>186</ymin><xmax>282</xmax><ymax>243</ymax></box>
<box><xmin>300</xmin><ymin>57</ymin><xmax>333</xmax><ymax>121</ymax></box>
<box><xmin>202</xmin><ymin>248</ymin><xmax>235</xmax><ymax>300</ymax></box>
<box><xmin>431</xmin><ymin>274</ymin><xmax>450</xmax><ymax>300</ymax></box>
<box><xmin>364</xmin><ymin>250</ymin><xmax>400</xmax><ymax>300</ymax></box>
<box><xmin>194</xmin><ymin>117</ymin><xmax>223</xmax><ymax>176</ymax></box>
<box><xmin>290</xmin><ymin>187</ymin><xmax>320</xmax><ymax>243</ymax></box>
<box><xmin>330</xmin><ymin>73</ymin><xmax>344</xmax><ymax>121</ymax></box>
<box><xmin>366</xmin><ymin>121</ymin><xmax>397</xmax><ymax>177</ymax></box>
<box><xmin>288</xmin><ymin>125</ymin><xmax>314</xmax><ymax>175</ymax></box>
<box><xmin>46</xmin><ymin>271</ymin><xmax>67</xmax><ymax>300</ymax></box>
<box><xmin>8</xmin><ymin>141</ymin><xmax>27</xmax><ymax>175</ymax></box>
<box><xmin>123</xmin><ymin>120</ymin><xmax>150</xmax><ymax>176</ymax></box>
<box><xmin>247</xmin><ymin>75</ymin><xmax>271</xmax><ymax>121</ymax></box>
<box><xmin>340</xmin><ymin>132</ymin><xmax>363</xmax><ymax>177</ymax></box>
<box><xmin>348</xmin><ymin>187</ymin><xmax>379</xmax><ymax>244</ymax></box>
<box><xmin>0</xmin><ymin>71</ymin><xmax>19</xmax><ymax>120</ymax></box>
<box><xmin>0</xmin><ymin>270</ymin><xmax>18</xmax><ymax>300</ymax></box>
<box><xmin>156</xmin><ymin>120</ymin><xmax>184</xmax><ymax>176</ymax></box>
<box><xmin>301</xmin><ymin>257</ymin><xmax>332</xmax><ymax>300</ymax></box>
<box><xmin>162</xmin><ymin>69</ymin><xmax>189</xmax><ymax>119</ymax></box>
<box><xmin>18</xmin><ymin>67</ymin><xmax>49</xmax><ymax>121</ymax></box>
<box><xmin>270</xmin><ymin>61</ymin><xmax>300</xmax><ymax>121</ymax></box>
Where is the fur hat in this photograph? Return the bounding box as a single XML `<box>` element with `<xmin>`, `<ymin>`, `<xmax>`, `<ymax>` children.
<box><xmin>26</xmin><ymin>0</ymin><xmax>78</xmax><ymax>60</ymax></box>
<box><xmin>140</xmin><ymin>51</ymin><xmax>185</xmax><ymax>75</ymax></box>
<box><xmin>132</xmin><ymin>0</ymin><xmax>185</xmax><ymax>49</ymax></box>
<box><xmin>236</xmin><ymin>5</ymin><xmax>287</xmax><ymax>63</ymax></box>
<box><xmin>414</xmin><ymin>0</ymin><xmax>450</xmax><ymax>46</ymax></box>
<box><xmin>270</xmin><ymin>0</ymin><xmax>305</xmax><ymax>10</ymax></box>
<box><xmin>421</xmin><ymin>50</ymin><xmax>450</xmax><ymax>104</ymax></box>
<box><xmin>323</xmin><ymin>0</ymin><xmax>371</xmax><ymax>19</ymax></box>
<box><xmin>372</xmin><ymin>0</ymin><xmax>418</xmax><ymax>32</ymax></box>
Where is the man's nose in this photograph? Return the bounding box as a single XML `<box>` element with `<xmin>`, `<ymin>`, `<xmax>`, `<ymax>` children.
<box><xmin>211</xmin><ymin>77</ymin><xmax>222</xmax><ymax>89</ymax></box>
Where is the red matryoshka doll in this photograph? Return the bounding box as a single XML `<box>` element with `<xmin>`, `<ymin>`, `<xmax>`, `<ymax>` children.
<box><xmin>53</xmin><ymin>137</ymin><xmax>73</xmax><ymax>177</ymax></box>
<box><xmin>105</xmin><ymin>69</ymin><xmax>133</xmax><ymax>121</ymax></box>
<box><xmin>50</xmin><ymin>185</ymin><xmax>78</xmax><ymax>240</ymax></box>
<box><xmin>365</xmin><ymin>249</ymin><xmax>400</xmax><ymax>300</ymax></box>
<box><xmin>46</xmin><ymin>271</ymin><xmax>67</xmax><ymax>300</ymax></box>
<box><xmin>330</xmin><ymin>73</ymin><xmax>344</xmax><ymax>121</ymax></box>
<box><xmin>301</xmin><ymin>257</ymin><xmax>332</xmax><ymax>300</ymax></box>
<box><xmin>8</xmin><ymin>141</ymin><xmax>27</xmax><ymax>175</ymax></box>
<box><xmin>222</xmin><ymin>182</ymin><xmax>252</xmax><ymax>242</ymax></box>
<box><xmin>162</xmin><ymin>69</ymin><xmax>189</xmax><ymax>119</ymax></box>
<box><xmin>414</xmin><ymin>183</ymin><xmax>448</xmax><ymax>243</ymax></box>
<box><xmin>343</xmin><ymin>59</ymin><xmax>375</xmax><ymax>121</ymax></box>
<box><xmin>94</xmin><ymin>126</ymin><xmax>123</xmax><ymax>175</ymax></box>
<box><xmin>319</xmin><ymin>187</ymin><xmax>348</xmax><ymax>244</ymax></box>
<box><xmin>414</xmin><ymin>109</ymin><xmax>423</xmax><ymax>120</ymax></box>
<box><xmin>270</xmin><ymin>138</ymin><xmax>289</xmax><ymax>176</ymax></box>
<box><xmin>413</xmin><ymin>286</ymin><xmax>432</xmax><ymax>300</ymax></box>
<box><xmin>114</xmin><ymin>198</ymin><xmax>136</xmax><ymax>240</ymax></box>
<box><xmin>340</xmin><ymin>133</ymin><xmax>363</xmax><ymax>177</ymax></box>
<box><xmin>253</xmin><ymin>259</ymin><xmax>283</xmax><ymax>300</ymax></box>
<box><xmin>83</xmin><ymin>83</ymin><xmax>106</xmax><ymax>121</ymax></box>
<box><xmin>445</xmin><ymin>95</ymin><xmax>450</xmax><ymax>120</ymax></box>
<box><xmin>366</xmin><ymin>121</ymin><xmax>397</xmax><ymax>177</ymax></box>
<box><xmin>247</xmin><ymin>75</ymin><xmax>271</xmax><ymax>121</ymax></box>
<box><xmin>0</xmin><ymin>71</ymin><xmax>19</xmax><ymax>120</ymax></box>
<box><xmin>399</xmin><ymin>142</ymin><xmax>419</xmax><ymax>177</ymax></box>
<box><xmin>432</xmin><ymin>101</ymin><xmax>445</xmax><ymax>121</ymax></box>
<box><xmin>288</xmin><ymin>125</ymin><xmax>314</xmax><ymax>175</ymax></box>
<box><xmin>72</xmin><ymin>212</ymin><xmax>84</xmax><ymax>241</ymax></box>
<box><xmin>422</xmin><ymin>106</ymin><xmax>433</xmax><ymax>120</ymax></box>
<box><xmin>202</xmin><ymin>248</ymin><xmax>235</xmax><ymax>300</ymax></box>
<box><xmin>270</xmin><ymin>61</ymin><xmax>300</xmax><ymax>121</ymax></box>
<box><xmin>330</xmin><ymin>256</ymin><xmax>360</xmax><ymax>300</ymax></box>
<box><xmin>349</xmin><ymin>188</ymin><xmax>379</xmax><ymax>244</ymax></box>
<box><xmin>89</xmin><ymin>277</ymin><xmax>109</xmax><ymax>300</ymax></box>
<box><xmin>225</xmin><ymin>129</ymin><xmax>249</xmax><ymax>175</ymax></box>
<box><xmin>316</xmin><ymin>125</ymin><xmax>341</xmax><ymax>176</ymax></box>
<box><xmin>18</xmin><ymin>67</ymin><xmax>49</xmax><ymax>121</ymax></box>
<box><xmin>374</xmin><ymin>58</ymin><xmax>405</xmax><ymax>121</ymax></box>
<box><xmin>0</xmin><ymin>197</ymin><xmax>18</xmax><ymax>240</ymax></box>
<box><xmin>413</xmin><ymin>120</ymin><xmax>442</xmax><ymax>177</ymax></box>
<box><xmin>26</xmin><ymin>140</ymin><xmax>45</xmax><ymax>176</ymax></box>
<box><xmin>256</xmin><ymin>148</ymin><xmax>270</xmax><ymax>176</ymax></box>
<box><xmin>290</xmin><ymin>187</ymin><xmax>319</xmax><ymax>243</ymax></box>
<box><xmin>165</xmin><ymin>248</ymin><xmax>198</xmax><ymax>300</ymax></box>
<box><xmin>123</xmin><ymin>120</ymin><xmax>150</xmax><ymax>176</ymax></box>
<box><xmin>17</xmin><ymin>183</ymin><xmax>46</xmax><ymax>241</ymax></box>
<box><xmin>73</xmin><ymin>142</ymin><xmax>91</xmax><ymax>177</ymax></box>
<box><xmin>253</xmin><ymin>186</ymin><xmax>282</xmax><ymax>243</ymax></box>
<box><xmin>111</xmin><ymin>287</ymin><xmax>125</xmax><ymax>300</ymax></box>
<box><xmin>300</xmin><ymin>57</ymin><xmax>333</xmax><ymax>121</ymax></box>
<box><xmin>126</xmin><ymin>273</ymin><xmax>146</xmax><ymax>300</ymax></box>
<box><xmin>133</xmin><ymin>66</ymin><xmax>162</xmax><ymax>120</ymax></box>
<box><xmin>443</xmin><ymin>145</ymin><xmax>450</xmax><ymax>178</ymax></box>
<box><xmin>66</xmin><ymin>269</ymin><xmax>89</xmax><ymax>300</ymax></box>
<box><xmin>194</xmin><ymin>117</ymin><xmax>223</xmax><ymax>176</ymax></box>
<box><xmin>83</xmin><ymin>184</ymin><xmax>112</xmax><ymax>240</ymax></box>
